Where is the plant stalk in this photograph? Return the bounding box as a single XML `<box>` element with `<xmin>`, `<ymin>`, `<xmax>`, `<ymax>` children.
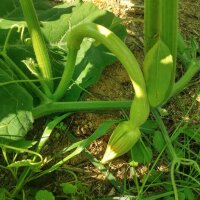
<box><xmin>152</xmin><ymin>109</ymin><xmax>179</xmax><ymax>199</ymax></box>
<box><xmin>159</xmin><ymin>0</ymin><xmax>178</xmax><ymax>97</ymax></box>
<box><xmin>32</xmin><ymin>100</ymin><xmax>132</xmax><ymax>119</ymax></box>
<box><xmin>19</xmin><ymin>0</ymin><xmax>53</xmax><ymax>94</ymax></box>
<box><xmin>144</xmin><ymin>0</ymin><xmax>159</xmax><ymax>53</ymax></box>
<box><xmin>53</xmin><ymin>49</ymin><xmax>78</xmax><ymax>100</ymax></box>
<box><xmin>159</xmin><ymin>0</ymin><xmax>178</xmax><ymax>65</ymax></box>
<box><xmin>171</xmin><ymin>60</ymin><xmax>200</xmax><ymax>97</ymax></box>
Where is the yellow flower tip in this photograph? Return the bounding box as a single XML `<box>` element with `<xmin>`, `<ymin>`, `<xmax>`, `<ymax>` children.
<box><xmin>101</xmin><ymin>146</ymin><xmax>117</xmax><ymax>164</ymax></box>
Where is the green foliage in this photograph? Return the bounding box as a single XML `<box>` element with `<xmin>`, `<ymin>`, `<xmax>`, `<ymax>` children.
<box><xmin>182</xmin><ymin>188</ymin><xmax>195</xmax><ymax>200</ymax></box>
<box><xmin>180</xmin><ymin>126</ymin><xmax>200</xmax><ymax>142</ymax></box>
<box><xmin>0</xmin><ymin>0</ymin><xmax>126</xmax><ymax>140</ymax></box>
<box><xmin>130</xmin><ymin>139</ymin><xmax>152</xmax><ymax>164</ymax></box>
<box><xmin>0</xmin><ymin>188</ymin><xmax>7</xmax><ymax>200</ymax></box>
<box><xmin>60</xmin><ymin>183</ymin><xmax>77</xmax><ymax>195</ymax></box>
<box><xmin>0</xmin><ymin>0</ymin><xmax>199</xmax><ymax>200</ymax></box>
<box><xmin>35</xmin><ymin>190</ymin><xmax>55</xmax><ymax>200</ymax></box>
<box><xmin>0</xmin><ymin>67</ymin><xmax>33</xmax><ymax>141</ymax></box>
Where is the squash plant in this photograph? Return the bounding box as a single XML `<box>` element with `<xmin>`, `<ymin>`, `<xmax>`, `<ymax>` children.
<box><xmin>0</xmin><ymin>0</ymin><xmax>128</xmax><ymax>141</ymax></box>
<box><xmin>0</xmin><ymin>0</ymin><xmax>200</xmax><ymax>199</ymax></box>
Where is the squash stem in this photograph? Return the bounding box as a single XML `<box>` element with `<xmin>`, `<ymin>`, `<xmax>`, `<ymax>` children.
<box><xmin>144</xmin><ymin>0</ymin><xmax>159</xmax><ymax>54</ymax></box>
<box><xmin>171</xmin><ymin>60</ymin><xmax>200</xmax><ymax>97</ymax></box>
<box><xmin>19</xmin><ymin>0</ymin><xmax>54</xmax><ymax>94</ymax></box>
<box><xmin>53</xmin><ymin>49</ymin><xmax>78</xmax><ymax>101</ymax></box>
<box><xmin>32</xmin><ymin>100</ymin><xmax>132</xmax><ymax>119</ymax></box>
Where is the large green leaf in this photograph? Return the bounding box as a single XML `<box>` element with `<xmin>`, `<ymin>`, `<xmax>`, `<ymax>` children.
<box><xmin>0</xmin><ymin>66</ymin><xmax>33</xmax><ymax>141</ymax></box>
<box><xmin>0</xmin><ymin>1</ymin><xmax>126</xmax><ymax>100</ymax></box>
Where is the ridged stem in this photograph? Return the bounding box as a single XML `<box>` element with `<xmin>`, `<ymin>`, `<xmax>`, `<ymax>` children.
<box><xmin>19</xmin><ymin>0</ymin><xmax>53</xmax><ymax>95</ymax></box>
<box><xmin>144</xmin><ymin>0</ymin><xmax>179</xmax><ymax>104</ymax></box>
<box><xmin>144</xmin><ymin>0</ymin><xmax>159</xmax><ymax>54</ymax></box>
<box><xmin>159</xmin><ymin>0</ymin><xmax>178</xmax><ymax>72</ymax></box>
<box><xmin>145</xmin><ymin>0</ymin><xmax>178</xmax><ymax>78</ymax></box>
<box><xmin>53</xmin><ymin>49</ymin><xmax>78</xmax><ymax>100</ymax></box>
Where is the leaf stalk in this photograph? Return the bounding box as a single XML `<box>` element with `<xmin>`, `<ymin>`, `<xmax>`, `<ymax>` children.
<box><xmin>32</xmin><ymin>100</ymin><xmax>132</xmax><ymax>119</ymax></box>
<box><xmin>19</xmin><ymin>0</ymin><xmax>54</xmax><ymax>95</ymax></box>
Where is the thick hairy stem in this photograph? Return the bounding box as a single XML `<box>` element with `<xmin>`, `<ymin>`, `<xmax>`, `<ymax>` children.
<box><xmin>159</xmin><ymin>0</ymin><xmax>178</xmax><ymax>63</ymax></box>
<box><xmin>159</xmin><ymin>0</ymin><xmax>178</xmax><ymax>97</ymax></box>
<box><xmin>55</xmin><ymin>23</ymin><xmax>149</xmax><ymax>127</ymax></box>
<box><xmin>19</xmin><ymin>0</ymin><xmax>53</xmax><ymax>94</ymax></box>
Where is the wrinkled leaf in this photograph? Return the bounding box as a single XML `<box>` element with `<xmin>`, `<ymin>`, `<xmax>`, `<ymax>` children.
<box><xmin>43</xmin><ymin>3</ymin><xmax>126</xmax><ymax>101</ymax></box>
<box><xmin>0</xmin><ymin>0</ymin><xmax>126</xmax><ymax>140</ymax></box>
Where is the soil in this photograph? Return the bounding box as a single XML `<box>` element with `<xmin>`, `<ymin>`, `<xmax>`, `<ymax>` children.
<box><xmin>1</xmin><ymin>0</ymin><xmax>200</xmax><ymax>199</ymax></box>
